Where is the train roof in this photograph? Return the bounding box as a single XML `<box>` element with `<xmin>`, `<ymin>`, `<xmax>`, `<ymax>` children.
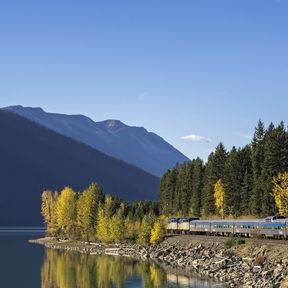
<box><xmin>189</xmin><ymin>219</ymin><xmax>286</xmax><ymax>226</ymax></box>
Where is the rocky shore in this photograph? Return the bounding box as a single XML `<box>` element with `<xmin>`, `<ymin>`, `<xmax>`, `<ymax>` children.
<box><xmin>30</xmin><ymin>235</ymin><xmax>288</xmax><ymax>287</ymax></box>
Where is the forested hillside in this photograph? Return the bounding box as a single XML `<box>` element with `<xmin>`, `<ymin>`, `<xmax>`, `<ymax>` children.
<box><xmin>159</xmin><ymin>121</ymin><xmax>288</xmax><ymax>217</ymax></box>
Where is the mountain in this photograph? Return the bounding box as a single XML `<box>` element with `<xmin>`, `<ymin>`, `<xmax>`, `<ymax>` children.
<box><xmin>3</xmin><ymin>105</ymin><xmax>189</xmax><ymax>176</ymax></box>
<box><xmin>0</xmin><ymin>110</ymin><xmax>159</xmax><ymax>226</ymax></box>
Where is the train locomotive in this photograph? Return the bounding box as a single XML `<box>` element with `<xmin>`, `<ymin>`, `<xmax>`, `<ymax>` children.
<box><xmin>167</xmin><ymin>217</ymin><xmax>287</xmax><ymax>239</ymax></box>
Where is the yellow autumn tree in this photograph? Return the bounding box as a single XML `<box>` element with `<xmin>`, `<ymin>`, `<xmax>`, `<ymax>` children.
<box><xmin>111</xmin><ymin>203</ymin><xmax>125</xmax><ymax>242</ymax></box>
<box><xmin>56</xmin><ymin>187</ymin><xmax>77</xmax><ymax>238</ymax></box>
<box><xmin>272</xmin><ymin>172</ymin><xmax>288</xmax><ymax>216</ymax></box>
<box><xmin>77</xmin><ymin>183</ymin><xmax>102</xmax><ymax>241</ymax></box>
<box><xmin>41</xmin><ymin>190</ymin><xmax>59</xmax><ymax>236</ymax></box>
<box><xmin>214</xmin><ymin>179</ymin><xmax>225</xmax><ymax>218</ymax></box>
<box><xmin>96</xmin><ymin>195</ymin><xmax>114</xmax><ymax>242</ymax></box>
<box><xmin>150</xmin><ymin>218</ymin><xmax>165</xmax><ymax>245</ymax></box>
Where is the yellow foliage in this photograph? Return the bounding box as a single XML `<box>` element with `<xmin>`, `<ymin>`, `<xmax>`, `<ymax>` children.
<box><xmin>214</xmin><ymin>179</ymin><xmax>225</xmax><ymax>218</ymax></box>
<box><xmin>272</xmin><ymin>172</ymin><xmax>288</xmax><ymax>216</ymax></box>
<box><xmin>77</xmin><ymin>187</ymin><xmax>98</xmax><ymax>241</ymax></box>
<box><xmin>150</xmin><ymin>218</ymin><xmax>165</xmax><ymax>245</ymax></box>
<box><xmin>41</xmin><ymin>190</ymin><xmax>58</xmax><ymax>236</ymax></box>
<box><xmin>56</xmin><ymin>187</ymin><xmax>77</xmax><ymax>238</ymax></box>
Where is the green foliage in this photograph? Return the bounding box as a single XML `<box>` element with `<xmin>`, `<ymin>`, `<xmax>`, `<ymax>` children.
<box><xmin>111</xmin><ymin>203</ymin><xmax>126</xmax><ymax>242</ymax></box>
<box><xmin>137</xmin><ymin>213</ymin><xmax>156</xmax><ymax>246</ymax></box>
<box><xmin>159</xmin><ymin>120</ymin><xmax>288</xmax><ymax>219</ymax></box>
<box><xmin>202</xmin><ymin>143</ymin><xmax>227</xmax><ymax>216</ymax></box>
<box><xmin>41</xmin><ymin>183</ymin><xmax>159</xmax><ymax>244</ymax></box>
<box><xmin>224</xmin><ymin>236</ymin><xmax>245</xmax><ymax>249</ymax></box>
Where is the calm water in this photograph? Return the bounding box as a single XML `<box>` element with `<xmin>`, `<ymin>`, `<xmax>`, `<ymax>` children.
<box><xmin>0</xmin><ymin>232</ymin><xmax>222</xmax><ymax>288</ymax></box>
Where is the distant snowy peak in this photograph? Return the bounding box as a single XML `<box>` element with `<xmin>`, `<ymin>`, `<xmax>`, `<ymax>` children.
<box><xmin>2</xmin><ymin>105</ymin><xmax>190</xmax><ymax>176</ymax></box>
<box><xmin>100</xmin><ymin>119</ymin><xmax>127</xmax><ymax>131</ymax></box>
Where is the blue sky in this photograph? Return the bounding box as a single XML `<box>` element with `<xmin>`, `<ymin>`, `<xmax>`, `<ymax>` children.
<box><xmin>0</xmin><ymin>0</ymin><xmax>287</xmax><ymax>160</ymax></box>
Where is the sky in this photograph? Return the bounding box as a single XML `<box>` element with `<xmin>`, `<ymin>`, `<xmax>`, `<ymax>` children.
<box><xmin>0</xmin><ymin>0</ymin><xmax>287</xmax><ymax>160</ymax></box>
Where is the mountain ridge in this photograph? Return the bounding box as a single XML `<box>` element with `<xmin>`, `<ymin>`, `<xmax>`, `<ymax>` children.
<box><xmin>3</xmin><ymin>105</ymin><xmax>190</xmax><ymax>176</ymax></box>
<box><xmin>0</xmin><ymin>109</ymin><xmax>159</xmax><ymax>226</ymax></box>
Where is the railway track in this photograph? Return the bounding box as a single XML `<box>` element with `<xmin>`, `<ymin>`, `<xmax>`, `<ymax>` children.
<box><xmin>164</xmin><ymin>233</ymin><xmax>288</xmax><ymax>245</ymax></box>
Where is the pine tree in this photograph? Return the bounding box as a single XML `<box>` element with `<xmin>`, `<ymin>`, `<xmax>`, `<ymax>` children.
<box><xmin>240</xmin><ymin>169</ymin><xmax>253</xmax><ymax>215</ymax></box>
<box><xmin>250</xmin><ymin>120</ymin><xmax>265</xmax><ymax>215</ymax></box>
<box><xmin>159</xmin><ymin>170</ymin><xmax>171</xmax><ymax>215</ymax></box>
<box><xmin>261</xmin><ymin>122</ymin><xmax>288</xmax><ymax>215</ymax></box>
<box><xmin>176</xmin><ymin>163</ymin><xmax>190</xmax><ymax>215</ymax></box>
<box><xmin>238</xmin><ymin>146</ymin><xmax>253</xmax><ymax>215</ymax></box>
<box><xmin>223</xmin><ymin>147</ymin><xmax>242</xmax><ymax>216</ymax></box>
<box><xmin>202</xmin><ymin>143</ymin><xmax>227</xmax><ymax>216</ymax></box>
<box><xmin>190</xmin><ymin>158</ymin><xmax>203</xmax><ymax>217</ymax></box>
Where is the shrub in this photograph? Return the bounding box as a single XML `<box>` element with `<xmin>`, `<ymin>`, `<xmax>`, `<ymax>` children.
<box><xmin>224</xmin><ymin>236</ymin><xmax>245</xmax><ymax>249</ymax></box>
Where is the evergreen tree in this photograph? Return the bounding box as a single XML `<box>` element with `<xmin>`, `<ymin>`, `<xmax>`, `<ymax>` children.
<box><xmin>175</xmin><ymin>163</ymin><xmax>190</xmax><ymax>215</ymax></box>
<box><xmin>261</xmin><ymin>122</ymin><xmax>288</xmax><ymax>215</ymax></box>
<box><xmin>239</xmin><ymin>146</ymin><xmax>253</xmax><ymax>215</ymax></box>
<box><xmin>202</xmin><ymin>143</ymin><xmax>227</xmax><ymax>215</ymax></box>
<box><xmin>223</xmin><ymin>147</ymin><xmax>242</xmax><ymax>216</ymax></box>
<box><xmin>159</xmin><ymin>170</ymin><xmax>171</xmax><ymax>215</ymax></box>
<box><xmin>190</xmin><ymin>158</ymin><xmax>203</xmax><ymax>217</ymax></box>
<box><xmin>240</xmin><ymin>169</ymin><xmax>253</xmax><ymax>215</ymax></box>
<box><xmin>250</xmin><ymin>120</ymin><xmax>265</xmax><ymax>215</ymax></box>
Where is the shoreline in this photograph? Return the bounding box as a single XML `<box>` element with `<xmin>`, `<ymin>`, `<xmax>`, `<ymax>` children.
<box><xmin>30</xmin><ymin>235</ymin><xmax>288</xmax><ymax>287</ymax></box>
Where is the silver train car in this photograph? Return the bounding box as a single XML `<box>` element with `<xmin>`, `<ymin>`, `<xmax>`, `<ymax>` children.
<box><xmin>167</xmin><ymin>218</ymin><xmax>287</xmax><ymax>239</ymax></box>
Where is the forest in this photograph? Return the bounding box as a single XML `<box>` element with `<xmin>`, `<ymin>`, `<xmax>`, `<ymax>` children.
<box><xmin>41</xmin><ymin>120</ymin><xmax>288</xmax><ymax>245</ymax></box>
<box><xmin>41</xmin><ymin>183</ymin><xmax>164</xmax><ymax>245</ymax></box>
<box><xmin>159</xmin><ymin>120</ymin><xmax>288</xmax><ymax>218</ymax></box>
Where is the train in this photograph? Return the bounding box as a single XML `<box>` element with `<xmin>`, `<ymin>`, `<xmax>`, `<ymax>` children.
<box><xmin>167</xmin><ymin>217</ymin><xmax>288</xmax><ymax>239</ymax></box>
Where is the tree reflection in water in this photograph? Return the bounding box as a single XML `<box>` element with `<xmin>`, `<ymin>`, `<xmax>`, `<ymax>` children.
<box><xmin>41</xmin><ymin>249</ymin><xmax>220</xmax><ymax>288</ymax></box>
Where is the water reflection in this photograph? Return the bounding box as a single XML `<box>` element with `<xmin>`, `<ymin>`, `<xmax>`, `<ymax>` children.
<box><xmin>41</xmin><ymin>249</ymin><xmax>221</xmax><ymax>288</ymax></box>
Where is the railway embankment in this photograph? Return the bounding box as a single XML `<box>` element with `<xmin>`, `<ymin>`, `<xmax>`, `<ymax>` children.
<box><xmin>30</xmin><ymin>235</ymin><xmax>288</xmax><ymax>287</ymax></box>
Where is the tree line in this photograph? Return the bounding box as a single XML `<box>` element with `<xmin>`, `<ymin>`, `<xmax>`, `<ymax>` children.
<box><xmin>41</xmin><ymin>183</ymin><xmax>165</xmax><ymax>245</ymax></box>
<box><xmin>159</xmin><ymin>120</ymin><xmax>288</xmax><ymax>218</ymax></box>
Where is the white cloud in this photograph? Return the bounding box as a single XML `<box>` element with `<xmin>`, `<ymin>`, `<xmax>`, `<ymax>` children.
<box><xmin>181</xmin><ymin>134</ymin><xmax>211</xmax><ymax>143</ymax></box>
<box><xmin>139</xmin><ymin>92</ymin><xmax>147</xmax><ymax>102</ymax></box>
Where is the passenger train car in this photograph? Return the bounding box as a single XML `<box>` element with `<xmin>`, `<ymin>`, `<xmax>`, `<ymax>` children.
<box><xmin>167</xmin><ymin>218</ymin><xmax>288</xmax><ymax>239</ymax></box>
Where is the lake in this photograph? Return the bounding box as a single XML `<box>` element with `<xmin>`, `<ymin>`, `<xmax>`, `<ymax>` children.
<box><xmin>0</xmin><ymin>231</ymin><xmax>222</xmax><ymax>288</ymax></box>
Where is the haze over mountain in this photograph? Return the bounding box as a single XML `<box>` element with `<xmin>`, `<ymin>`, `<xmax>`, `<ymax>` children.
<box><xmin>3</xmin><ymin>105</ymin><xmax>189</xmax><ymax>176</ymax></box>
<box><xmin>0</xmin><ymin>110</ymin><xmax>159</xmax><ymax>226</ymax></box>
